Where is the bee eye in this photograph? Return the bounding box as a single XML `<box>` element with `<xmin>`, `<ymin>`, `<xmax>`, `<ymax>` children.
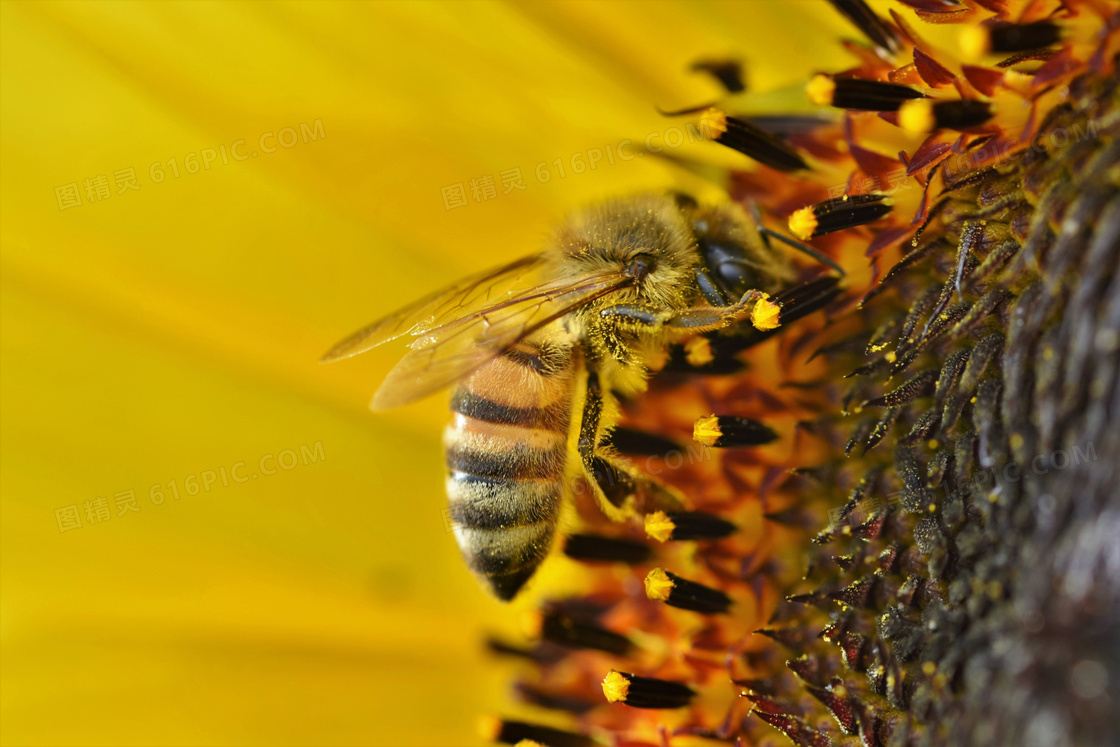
<box><xmin>627</xmin><ymin>254</ymin><xmax>655</xmax><ymax>284</ymax></box>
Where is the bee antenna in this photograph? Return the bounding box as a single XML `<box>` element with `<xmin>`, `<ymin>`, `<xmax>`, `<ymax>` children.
<box><xmin>757</xmin><ymin>224</ymin><xmax>846</xmax><ymax>278</ymax></box>
<box><xmin>655</xmin><ymin>102</ymin><xmax>721</xmax><ymax>117</ymax></box>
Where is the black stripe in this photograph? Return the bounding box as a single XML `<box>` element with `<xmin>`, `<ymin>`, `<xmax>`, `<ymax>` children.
<box><xmin>446</xmin><ymin>443</ymin><xmax>565</xmax><ymax>480</ymax></box>
<box><xmin>448</xmin><ymin>474</ymin><xmax>560</xmax><ymax>529</ymax></box>
<box><xmin>463</xmin><ymin>525</ymin><xmax>553</xmax><ymax>576</ymax></box>
<box><xmin>500</xmin><ymin>343</ymin><xmax>570</xmax><ymax>376</ymax></box>
<box><xmin>501</xmin><ymin>346</ymin><xmax>549</xmax><ymax>373</ymax></box>
<box><xmin>451</xmin><ymin>389</ymin><xmax>568</xmax><ymax>431</ymax></box>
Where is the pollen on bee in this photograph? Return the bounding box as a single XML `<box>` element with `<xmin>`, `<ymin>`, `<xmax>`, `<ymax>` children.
<box><xmin>751</xmin><ymin>296</ymin><xmax>782</xmax><ymax>331</ymax></box>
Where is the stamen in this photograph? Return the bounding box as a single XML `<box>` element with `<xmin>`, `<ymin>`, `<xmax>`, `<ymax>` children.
<box><xmin>751</xmin><ymin>296</ymin><xmax>782</xmax><ymax>330</ymax></box>
<box><xmin>482</xmin><ymin>718</ymin><xmax>595</xmax><ymax>747</ymax></box>
<box><xmin>693</xmin><ymin>414</ymin><xmax>778</xmax><ymax>447</ymax></box>
<box><xmin>562</xmin><ymin>533</ymin><xmax>651</xmax><ymax>564</ymax></box>
<box><xmin>609</xmin><ymin>427</ymin><xmax>681</xmax><ymax>457</ymax></box>
<box><xmin>808</xmin><ymin>74</ymin><xmax>924</xmax><ymax>111</ymax></box>
<box><xmin>826</xmin><ymin>0</ymin><xmax>902</xmax><ymax>56</ymax></box>
<box><xmin>690</xmin><ymin>58</ymin><xmax>746</xmax><ymax>93</ymax></box>
<box><xmin>601</xmin><ymin>670</ymin><xmax>696</xmax><ymax>709</ymax></box>
<box><xmin>789</xmin><ymin>194</ymin><xmax>892</xmax><ymax>240</ymax></box>
<box><xmin>536</xmin><ymin>609</ymin><xmax>633</xmax><ymax>655</ymax></box>
<box><xmin>899</xmin><ymin>99</ymin><xmax>994</xmax><ymax>132</ymax></box>
<box><xmin>701</xmin><ymin>108</ymin><xmax>808</xmax><ymax>172</ymax></box>
<box><xmin>960</xmin><ymin>21</ymin><xmax>1062</xmax><ymax>59</ymax></box>
<box><xmin>644</xmin><ymin>568</ymin><xmax>732</xmax><ymax>614</ymax></box>
<box><xmin>644</xmin><ymin>510</ymin><xmax>738</xmax><ymax>542</ymax></box>
<box><xmin>514</xmin><ymin>683</ymin><xmax>596</xmax><ymax>714</ymax></box>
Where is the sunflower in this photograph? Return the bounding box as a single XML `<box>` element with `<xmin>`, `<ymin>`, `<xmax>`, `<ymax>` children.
<box><xmin>3</xmin><ymin>2</ymin><xmax>1116</xmax><ymax>747</ymax></box>
<box><xmin>0</xmin><ymin>2</ymin><xmax>847</xmax><ymax>745</ymax></box>
<box><xmin>468</xmin><ymin>2</ymin><xmax>1120</xmax><ymax>747</ymax></box>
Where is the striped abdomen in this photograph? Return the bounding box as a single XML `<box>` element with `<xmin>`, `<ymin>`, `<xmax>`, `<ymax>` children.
<box><xmin>444</xmin><ymin>338</ymin><xmax>574</xmax><ymax>600</ymax></box>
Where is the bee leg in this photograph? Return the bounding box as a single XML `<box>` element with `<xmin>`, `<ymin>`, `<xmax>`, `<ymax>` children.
<box><xmin>576</xmin><ymin>369</ymin><xmax>686</xmax><ymax>519</ymax></box>
<box><xmin>598</xmin><ymin>289</ymin><xmax>774</xmax><ymax>336</ymax></box>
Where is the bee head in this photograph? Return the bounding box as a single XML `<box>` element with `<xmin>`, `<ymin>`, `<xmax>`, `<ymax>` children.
<box><xmin>626</xmin><ymin>253</ymin><xmax>653</xmax><ymax>286</ymax></box>
<box><xmin>552</xmin><ymin>194</ymin><xmax>697</xmax><ymax>310</ymax></box>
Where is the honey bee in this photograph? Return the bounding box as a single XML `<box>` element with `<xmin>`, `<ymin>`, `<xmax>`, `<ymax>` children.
<box><xmin>323</xmin><ymin>193</ymin><xmax>833</xmax><ymax>600</ymax></box>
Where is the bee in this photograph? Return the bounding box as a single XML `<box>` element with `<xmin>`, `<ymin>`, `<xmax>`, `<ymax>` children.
<box><xmin>323</xmin><ymin>193</ymin><xmax>835</xmax><ymax>600</ymax></box>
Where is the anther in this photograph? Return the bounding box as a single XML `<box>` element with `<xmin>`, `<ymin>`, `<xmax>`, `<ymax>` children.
<box><xmin>789</xmin><ymin>194</ymin><xmax>892</xmax><ymax>240</ymax></box>
<box><xmin>601</xmin><ymin>670</ymin><xmax>696</xmax><ymax>709</ymax></box>
<box><xmin>644</xmin><ymin>567</ymin><xmax>732</xmax><ymax>614</ymax></box>
<box><xmin>644</xmin><ymin>510</ymin><xmax>738</xmax><ymax>542</ymax></box>
<box><xmin>693</xmin><ymin>414</ymin><xmax>778</xmax><ymax>447</ymax></box>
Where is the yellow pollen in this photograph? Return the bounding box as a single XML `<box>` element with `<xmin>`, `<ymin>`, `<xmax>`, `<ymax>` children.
<box><xmin>644</xmin><ymin>567</ymin><xmax>675</xmax><ymax>601</ymax></box>
<box><xmin>693</xmin><ymin>414</ymin><xmax>722</xmax><ymax>446</ymax></box>
<box><xmin>922</xmin><ymin>661</ymin><xmax>937</xmax><ymax>676</ymax></box>
<box><xmin>685</xmin><ymin>336</ymin><xmax>714</xmax><ymax>366</ymax></box>
<box><xmin>959</xmin><ymin>25</ymin><xmax>990</xmax><ymax>60</ymax></box>
<box><xmin>521</xmin><ymin>610</ymin><xmax>543</xmax><ymax>639</ymax></box>
<box><xmin>700</xmin><ymin>107</ymin><xmax>728</xmax><ymax>139</ymax></box>
<box><xmin>645</xmin><ymin>511</ymin><xmax>676</xmax><ymax>542</ymax></box>
<box><xmin>885</xmin><ymin>350</ymin><xmax>897</xmax><ymax>363</ymax></box>
<box><xmin>478</xmin><ymin>716</ymin><xmax>502</xmax><ymax>741</ymax></box>
<box><xmin>807</xmin><ymin>74</ymin><xmax>836</xmax><ymax>106</ymax></box>
<box><xmin>514</xmin><ymin>742</ymin><xmax>545</xmax><ymax>747</ymax></box>
<box><xmin>751</xmin><ymin>296</ymin><xmax>782</xmax><ymax>331</ymax></box>
<box><xmin>789</xmin><ymin>206</ymin><xmax>818</xmax><ymax>240</ymax></box>
<box><xmin>602</xmin><ymin>670</ymin><xmax>630</xmax><ymax>703</ymax></box>
<box><xmin>899</xmin><ymin>99</ymin><xmax>936</xmax><ymax>133</ymax></box>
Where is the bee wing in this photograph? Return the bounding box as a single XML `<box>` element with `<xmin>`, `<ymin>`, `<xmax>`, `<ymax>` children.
<box><xmin>370</xmin><ymin>270</ymin><xmax>630</xmax><ymax>410</ymax></box>
<box><xmin>320</xmin><ymin>253</ymin><xmax>547</xmax><ymax>363</ymax></box>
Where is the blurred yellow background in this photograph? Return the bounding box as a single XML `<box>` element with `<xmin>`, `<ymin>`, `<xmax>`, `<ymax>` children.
<box><xmin>0</xmin><ymin>2</ymin><xmax>850</xmax><ymax>745</ymax></box>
